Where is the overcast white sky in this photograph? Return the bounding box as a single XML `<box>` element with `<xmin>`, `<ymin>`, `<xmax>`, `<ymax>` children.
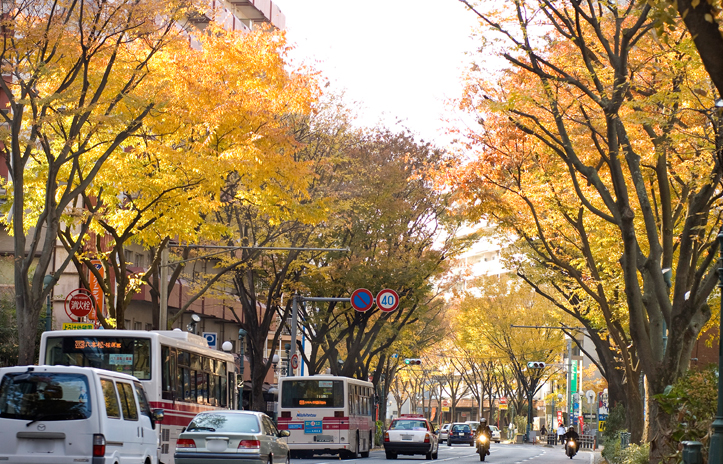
<box><xmin>272</xmin><ymin>0</ymin><xmax>480</xmax><ymax>145</ymax></box>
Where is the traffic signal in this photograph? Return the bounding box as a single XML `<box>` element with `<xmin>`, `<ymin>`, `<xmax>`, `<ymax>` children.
<box><xmin>404</xmin><ymin>358</ymin><xmax>422</xmax><ymax>365</ymax></box>
<box><xmin>527</xmin><ymin>361</ymin><xmax>546</xmax><ymax>369</ymax></box>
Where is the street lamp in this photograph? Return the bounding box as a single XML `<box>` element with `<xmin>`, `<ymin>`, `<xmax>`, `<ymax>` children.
<box><xmin>186</xmin><ymin>314</ymin><xmax>200</xmax><ymax>334</ymax></box>
<box><xmin>708</xmin><ymin>232</ymin><xmax>723</xmax><ymax>463</ymax></box>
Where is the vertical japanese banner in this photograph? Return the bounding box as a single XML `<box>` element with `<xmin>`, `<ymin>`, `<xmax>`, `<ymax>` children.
<box><xmin>88</xmin><ymin>260</ymin><xmax>105</xmax><ymax>322</ymax></box>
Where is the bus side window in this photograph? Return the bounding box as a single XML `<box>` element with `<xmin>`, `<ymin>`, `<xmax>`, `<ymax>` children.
<box><xmin>209</xmin><ymin>375</ymin><xmax>217</xmax><ymax>406</ymax></box>
<box><xmin>183</xmin><ymin>368</ymin><xmax>192</xmax><ymax>402</ymax></box>
<box><xmin>221</xmin><ymin>373</ymin><xmax>229</xmax><ymax>408</ymax></box>
<box><xmin>170</xmin><ymin>348</ymin><xmax>177</xmax><ymax>400</ymax></box>
<box><xmin>161</xmin><ymin>345</ymin><xmax>175</xmax><ymax>400</ymax></box>
<box><xmin>189</xmin><ymin>371</ymin><xmax>196</xmax><ymax>403</ymax></box>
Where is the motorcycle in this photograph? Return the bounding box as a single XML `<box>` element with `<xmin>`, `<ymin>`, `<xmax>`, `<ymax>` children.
<box><xmin>565</xmin><ymin>438</ymin><xmax>578</xmax><ymax>459</ymax></box>
<box><xmin>477</xmin><ymin>433</ymin><xmax>490</xmax><ymax>461</ymax></box>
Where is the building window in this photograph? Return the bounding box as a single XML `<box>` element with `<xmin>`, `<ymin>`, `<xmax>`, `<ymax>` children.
<box><xmin>145</xmin><ymin>323</ymin><xmax>152</xmax><ymax>331</ymax></box>
<box><xmin>134</xmin><ymin>321</ymin><xmax>142</xmax><ymax>331</ymax></box>
<box><xmin>135</xmin><ymin>253</ymin><xmax>144</xmax><ymax>268</ymax></box>
<box><xmin>124</xmin><ymin>250</ymin><xmax>133</xmax><ymax>265</ymax></box>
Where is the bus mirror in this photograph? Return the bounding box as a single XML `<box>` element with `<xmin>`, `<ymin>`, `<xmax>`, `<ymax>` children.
<box><xmin>279</xmin><ymin>430</ymin><xmax>290</xmax><ymax>438</ymax></box>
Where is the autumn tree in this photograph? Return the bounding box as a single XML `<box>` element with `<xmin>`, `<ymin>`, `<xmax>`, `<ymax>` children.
<box><xmin>295</xmin><ymin>128</ymin><xmax>462</xmax><ymax>380</ymax></box>
<box><xmin>648</xmin><ymin>0</ymin><xmax>723</xmax><ymax>98</ymax></box>
<box><xmin>456</xmin><ymin>276</ymin><xmax>564</xmax><ymax>429</ymax></box>
<box><xmin>453</xmin><ymin>1</ymin><xmax>721</xmax><ymax>458</ymax></box>
<box><xmin>0</xmin><ymin>0</ymin><xmax>201</xmax><ymax>363</ymax></box>
<box><xmin>51</xmin><ymin>22</ymin><xmax>320</xmax><ymax>333</ymax></box>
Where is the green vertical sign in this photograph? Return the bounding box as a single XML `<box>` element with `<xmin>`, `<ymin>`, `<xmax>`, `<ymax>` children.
<box><xmin>571</xmin><ymin>360</ymin><xmax>578</xmax><ymax>391</ymax></box>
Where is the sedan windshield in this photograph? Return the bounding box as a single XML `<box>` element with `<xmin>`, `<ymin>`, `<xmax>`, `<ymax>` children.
<box><xmin>391</xmin><ymin>420</ymin><xmax>428</xmax><ymax>430</ymax></box>
<box><xmin>0</xmin><ymin>372</ymin><xmax>92</xmax><ymax>421</ymax></box>
<box><xmin>187</xmin><ymin>413</ymin><xmax>260</xmax><ymax>433</ymax></box>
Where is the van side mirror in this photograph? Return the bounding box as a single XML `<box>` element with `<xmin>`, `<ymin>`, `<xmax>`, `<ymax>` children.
<box><xmin>152</xmin><ymin>409</ymin><xmax>165</xmax><ymax>422</ymax></box>
<box><xmin>278</xmin><ymin>430</ymin><xmax>290</xmax><ymax>438</ymax></box>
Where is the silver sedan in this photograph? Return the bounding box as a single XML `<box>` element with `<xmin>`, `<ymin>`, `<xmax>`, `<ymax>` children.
<box><xmin>175</xmin><ymin>411</ymin><xmax>290</xmax><ymax>464</ymax></box>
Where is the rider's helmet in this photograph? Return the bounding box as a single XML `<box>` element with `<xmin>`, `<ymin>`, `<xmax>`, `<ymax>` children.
<box><xmin>568</xmin><ymin>427</ymin><xmax>574</xmax><ymax>432</ymax></box>
<box><xmin>480</xmin><ymin>418</ymin><xmax>487</xmax><ymax>423</ymax></box>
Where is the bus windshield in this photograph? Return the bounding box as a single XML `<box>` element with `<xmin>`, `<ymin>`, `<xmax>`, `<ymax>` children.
<box><xmin>44</xmin><ymin>336</ymin><xmax>152</xmax><ymax>380</ymax></box>
<box><xmin>281</xmin><ymin>379</ymin><xmax>344</xmax><ymax>408</ymax></box>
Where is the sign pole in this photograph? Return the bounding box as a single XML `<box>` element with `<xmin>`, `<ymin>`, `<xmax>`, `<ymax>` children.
<box><xmin>288</xmin><ymin>294</ymin><xmax>299</xmax><ymax>376</ymax></box>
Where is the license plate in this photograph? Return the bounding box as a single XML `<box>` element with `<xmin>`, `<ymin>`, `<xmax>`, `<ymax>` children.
<box><xmin>401</xmin><ymin>434</ymin><xmax>413</xmax><ymax>440</ymax></box>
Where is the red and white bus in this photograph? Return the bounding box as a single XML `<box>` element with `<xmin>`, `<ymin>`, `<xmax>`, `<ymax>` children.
<box><xmin>277</xmin><ymin>375</ymin><xmax>374</xmax><ymax>458</ymax></box>
<box><xmin>39</xmin><ymin>329</ymin><xmax>237</xmax><ymax>464</ymax></box>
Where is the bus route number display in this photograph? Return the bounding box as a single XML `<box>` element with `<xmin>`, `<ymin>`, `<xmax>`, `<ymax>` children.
<box><xmin>74</xmin><ymin>339</ymin><xmax>122</xmax><ymax>350</ymax></box>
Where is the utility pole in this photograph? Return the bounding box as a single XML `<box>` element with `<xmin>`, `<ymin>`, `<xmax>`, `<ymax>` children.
<box><xmin>708</xmin><ymin>232</ymin><xmax>723</xmax><ymax>463</ymax></box>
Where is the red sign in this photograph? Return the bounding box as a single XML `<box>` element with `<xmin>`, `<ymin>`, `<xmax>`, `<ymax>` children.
<box><xmin>499</xmin><ymin>396</ymin><xmax>507</xmax><ymax>405</ymax></box>
<box><xmin>557</xmin><ymin>411</ymin><xmax>563</xmax><ymax>426</ymax></box>
<box><xmin>376</xmin><ymin>289</ymin><xmax>399</xmax><ymax>312</ymax></box>
<box><xmin>65</xmin><ymin>289</ymin><xmax>94</xmax><ymax>319</ymax></box>
<box><xmin>579</xmin><ymin>415</ymin><xmax>584</xmax><ymax>431</ymax></box>
<box><xmin>351</xmin><ymin>288</ymin><xmax>374</xmax><ymax>312</ymax></box>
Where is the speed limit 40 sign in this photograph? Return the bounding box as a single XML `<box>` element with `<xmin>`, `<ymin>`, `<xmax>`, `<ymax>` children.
<box><xmin>376</xmin><ymin>289</ymin><xmax>399</xmax><ymax>312</ymax></box>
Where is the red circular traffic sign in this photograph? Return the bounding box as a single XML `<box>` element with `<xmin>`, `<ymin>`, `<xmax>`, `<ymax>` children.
<box><xmin>351</xmin><ymin>288</ymin><xmax>374</xmax><ymax>312</ymax></box>
<box><xmin>376</xmin><ymin>289</ymin><xmax>399</xmax><ymax>312</ymax></box>
<box><xmin>65</xmin><ymin>289</ymin><xmax>94</xmax><ymax>318</ymax></box>
<box><xmin>291</xmin><ymin>353</ymin><xmax>299</xmax><ymax>370</ymax></box>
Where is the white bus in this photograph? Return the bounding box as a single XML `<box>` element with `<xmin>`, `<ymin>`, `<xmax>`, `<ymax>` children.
<box><xmin>277</xmin><ymin>375</ymin><xmax>374</xmax><ymax>458</ymax></box>
<box><xmin>39</xmin><ymin>329</ymin><xmax>237</xmax><ymax>464</ymax></box>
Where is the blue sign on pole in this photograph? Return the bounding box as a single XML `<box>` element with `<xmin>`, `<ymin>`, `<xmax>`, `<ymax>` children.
<box><xmin>203</xmin><ymin>332</ymin><xmax>217</xmax><ymax>349</ymax></box>
<box><xmin>351</xmin><ymin>288</ymin><xmax>374</xmax><ymax>312</ymax></box>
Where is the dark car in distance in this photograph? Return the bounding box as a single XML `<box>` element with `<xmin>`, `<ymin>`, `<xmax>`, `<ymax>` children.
<box><xmin>447</xmin><ymin>422</ymin><xmax>474</xmax><ymax>446</ymax></box>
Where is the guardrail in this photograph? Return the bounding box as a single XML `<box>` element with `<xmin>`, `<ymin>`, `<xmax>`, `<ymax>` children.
<box><xmin>545</xmin><ymin>433</ymin><xmax>596</xmax><ymax>449</ymax></box>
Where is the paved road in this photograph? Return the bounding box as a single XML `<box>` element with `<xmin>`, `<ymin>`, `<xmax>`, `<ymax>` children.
<box><xmin>295</xmin><ymin>443</ymin><xmax>597</xmax><ymax>464</ymax></box>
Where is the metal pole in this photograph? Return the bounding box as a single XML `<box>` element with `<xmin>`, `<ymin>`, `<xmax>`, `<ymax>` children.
<box><xmin>43</xmin><ymin>275</ymin><xmax>53</xmax><ymax>332</ymax></box>
<box><xmin>45</xmin><ymin>293</ymin><xmax>52</xmax><ymax>331</ymax></box>
<box><xmin>289</xmin><ymin>294</ymin><xmax>298</xmax><ymax>375</ymax></box>
<box><xmin>707</xmin><ymin>232</ymin><xmax>723</xmax><ymax>463</ymax></box>
<box><xmin>160</xmin><ymin>247</ymin><xmax>169</xmax><ymax>330</ymax></box>
<box><xmin>527</xmin><ymin>387</ymin><xmax>532</xmax><ymax>441</ymax></box>
<box><xmin>567</xmin><ymin>338</ymin><xmax>573</xmax><ymax>428</ymax></box>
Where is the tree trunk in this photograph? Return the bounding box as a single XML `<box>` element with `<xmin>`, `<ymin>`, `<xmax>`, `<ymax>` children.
<box><xmin>16</xmin><ymin>294</ymin><xmax>39</xmax><ymax>365</ymax></box>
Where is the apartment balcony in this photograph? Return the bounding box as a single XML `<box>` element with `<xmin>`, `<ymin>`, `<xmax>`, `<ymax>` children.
<box><xmin>222</xmin><ymin>0</ymin><xmax>285</xmax><ymax>29</ymax></box>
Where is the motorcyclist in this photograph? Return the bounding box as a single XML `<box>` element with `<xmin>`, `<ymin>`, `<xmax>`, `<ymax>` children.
<box><xmin>562</xmin><ymin>426</ymin><xmax>579</xmax><ymax>455</ymax></box>
<box><xmin>476</xmin><ymin>418</ymin><xmax>492</xmax><ymax>456</ymax></box>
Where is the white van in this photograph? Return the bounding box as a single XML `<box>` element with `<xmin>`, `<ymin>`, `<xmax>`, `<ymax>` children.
<box><xmin>0</xmin><ymin>365</ymin><xmax>164</xmax><ymax>464</ymax></box>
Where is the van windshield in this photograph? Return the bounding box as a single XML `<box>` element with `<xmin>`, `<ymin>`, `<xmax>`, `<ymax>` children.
<box><xmin>0</xmin><ymin>372</ymin><xmax>92</xmax><ymax>421</ymax></box>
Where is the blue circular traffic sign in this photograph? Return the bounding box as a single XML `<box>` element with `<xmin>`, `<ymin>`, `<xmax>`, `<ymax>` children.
<box><xmin>351</xmin><ymin>288</ymin><xmax>374</xmax><ymax>312</ymax></box>
<box><xmin>376</xmin><ymin>289</ymin><xmax>399</xmax><ymax>312</ymax></box>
